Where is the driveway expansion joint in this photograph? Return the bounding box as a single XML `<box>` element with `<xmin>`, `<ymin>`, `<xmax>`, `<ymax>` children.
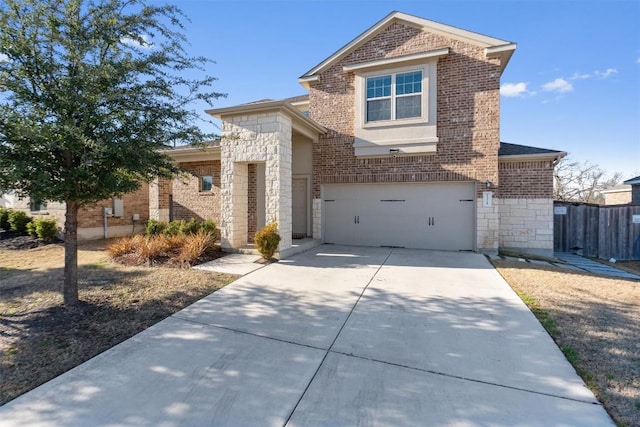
<box><xmin>328</xmin><ymin>349</ymin><xmax>602</xmax><ymax>406</ymax></box>
<box><xmin>283</xmin><ymin>248</ymin><xmax>394</xmax><ymax>425</ymax></box>
<box><xmin>170</xmin><ymin>314</ymin><xmax>328</xmax><ymax>352</ymax></box>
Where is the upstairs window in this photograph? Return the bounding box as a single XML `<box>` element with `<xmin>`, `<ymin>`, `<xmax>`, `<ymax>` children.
<box><xmin>366</xmin><ymin>70</ymin><xmax>422</xmax><ymax>123</ymax></box>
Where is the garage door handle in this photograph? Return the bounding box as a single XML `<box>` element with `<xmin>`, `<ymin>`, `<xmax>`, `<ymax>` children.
<box><xmin>354</xmin><ymin>215</ymin><xmax>360</xmax><ymax>224</ymax></box>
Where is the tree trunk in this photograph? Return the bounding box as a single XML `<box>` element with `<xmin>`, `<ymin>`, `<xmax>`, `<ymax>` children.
<box><xmin>64</xmin><ymin>200</ymin><xmax>79</xmax><ymax>305</ymax></box>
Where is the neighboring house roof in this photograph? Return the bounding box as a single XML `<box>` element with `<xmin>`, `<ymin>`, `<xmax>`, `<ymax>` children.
<box><xmin>299</xmin><ymin>10</ymin><xmax>516</xmax><ymax>85</ymax></box>
<box><xmin>498</xmin><ymin>142</ymin><xmax>566</xmax><ymax>161</ymax></box>
<box><xmin>164</xmin><ymin>140</ymin><xmax>221</xmax><ymax>162</ymax></box>
<box><xmin>601</xmin><ymin>184</ymin><xmax>631</xmax><ymax>194</ymax></box>
<box><xmin>623</xmin><ymin>175</ymin><xmax>640</xmax><ymax>185</ymax></box>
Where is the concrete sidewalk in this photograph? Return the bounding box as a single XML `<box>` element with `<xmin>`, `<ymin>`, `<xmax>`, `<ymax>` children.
<box><xmin>0</xmin><ymin>246</ymin><xmax>613</xmax><ymax>426</ymax></box>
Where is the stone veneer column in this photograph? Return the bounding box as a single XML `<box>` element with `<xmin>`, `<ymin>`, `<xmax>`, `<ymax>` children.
<box><xmin>149</xmin><ymin>178</ymin><xmax>170</xmax><ymax>222</ymax></box>
<box><xmin>476</xmin><ymin>197</ymin><xmax>500</xmax><ymax>253</ymax></box>
<box><xmin>220</xmin><ymin>111</ymin><xmax>292</xmax><ymax>252</ymax></box>
<box><xmin>312</xmin><ymin>198</ymin><xmax>322</xmax><ymax>239</ymax></box>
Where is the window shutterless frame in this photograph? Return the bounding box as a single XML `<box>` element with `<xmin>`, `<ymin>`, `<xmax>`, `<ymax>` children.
<box><xmin>365</xmin><ymin>70</ymin><xmax>422</xmax><ymax>123</ymax></box>
<box><xmin>201</xmin><ymin>175</ymin><xmax>213</xmax><ymax>192</ymax></box>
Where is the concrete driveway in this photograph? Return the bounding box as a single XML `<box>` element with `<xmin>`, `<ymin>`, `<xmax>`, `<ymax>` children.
<box><xmin>0</xmin><ymin>246</ymin><xmax>612</xmax><ymax>426</ymax></box>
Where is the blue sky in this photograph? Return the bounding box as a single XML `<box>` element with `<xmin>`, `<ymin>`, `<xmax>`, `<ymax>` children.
<box><xmin>166</xmin><ymin>0</ymin><xmax>639</xmax><ymax>179</ymax></box>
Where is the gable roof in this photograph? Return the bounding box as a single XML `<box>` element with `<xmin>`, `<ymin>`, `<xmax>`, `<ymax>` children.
<box><xmin>299</xmin><ymin>11</ymin><xmax>516</xmax><ymax>84</ymax></box>
<box><xmin>623</xmin><ymin>175</ymin><xmax>640</xmax><ymax>185</ymax></box>
<box><xmin>499</xmin><ymin>142</ymin><xmax>566</xmax><ymax>160</ymax></box>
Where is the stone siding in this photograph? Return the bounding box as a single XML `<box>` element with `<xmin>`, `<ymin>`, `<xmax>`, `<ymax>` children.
<box><xmin>477</xmin><ymin>200</ymin><xmax>499</xmax><ymax>252</ymax></box>
<box><xmin>499</xmin><ymin>198</ymin><xmax>554</xmax><ymax>255</ymax></box>
<box><xmin>220</xmin><ymin>112</ymin><xmax>292</xmax><ymax>251</ymax></box>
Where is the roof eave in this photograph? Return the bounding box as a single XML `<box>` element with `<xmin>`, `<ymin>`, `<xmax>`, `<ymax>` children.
<box><xmin>499</xmin><ymin>151</ymin><xmax>567</xmax><ymax>161</ymax></box>
<box><xmin>206</xmin><ymin>101</ymin><xmax>327</xmax><ymax>136</ymax></box>
<box><xmin>299</xmin><ymin>11</ymin><xmax>516</xmax><ymax>80</ymax></box>
<box><xmin>485</xmin><ymin>43</ymin><xmax>517</xmax><ymax>75</ymax></box>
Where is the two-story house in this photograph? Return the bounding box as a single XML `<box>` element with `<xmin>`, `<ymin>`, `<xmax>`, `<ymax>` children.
<box><xmin>151</xmin><ymin>11</ymin><xmax>565</xmax><ymax>257</ymax></box>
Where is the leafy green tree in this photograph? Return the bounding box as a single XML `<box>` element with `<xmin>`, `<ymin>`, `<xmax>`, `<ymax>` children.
<box><xmin>0</xmin><ymin>0</ymin><xmax>224</xmax><ymax>305</ymax></box>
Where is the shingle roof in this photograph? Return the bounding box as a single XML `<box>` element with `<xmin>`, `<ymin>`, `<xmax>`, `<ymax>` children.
<box><xmin>283</xmin><ymin>94</ymin><xmax>309</xmax><ymax>103</ymax></box>
<box><xmin>499</xmin><ymin>142</ymin><xmax>564</xmax><ymax>157</ymax></box>
<box><xmin>623</xmin><ymin>176</ymin><xmax>640</xmax><ymax>185</ymax></box>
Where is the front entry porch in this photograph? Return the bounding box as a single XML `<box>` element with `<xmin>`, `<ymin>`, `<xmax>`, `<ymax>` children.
<box><xmin>207</xmin><ymin>100</ymin><xmax>325</xmax><ymax>257</ymax></box>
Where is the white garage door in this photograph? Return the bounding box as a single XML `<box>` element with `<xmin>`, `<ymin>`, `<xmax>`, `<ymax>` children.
<box><xmin>323</xmin><ymin>182</ymin><xmax>475</xmax><ymax>251</ymax></box>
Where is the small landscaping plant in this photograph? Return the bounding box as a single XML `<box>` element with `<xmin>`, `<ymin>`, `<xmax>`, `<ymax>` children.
<box><xmin>0</xmin><ymin>208</ymin><xmax>10</xmax><ymax>230</ymax></box>
<box><xmin>145</xmin><ymin>218</ymin><xmax>168</xmax><ymax>236</ymax></box>
<box><xmin>8</xmin><ymin>210</ymin><xmax>31</xmax><ymax>233</ymax></box>
<box><xmin>109</xmin><ymin>219</ymin><xmax>219</xmax><ymax>266</ymax></box>
<box><xmin>254</xmin><ymin>222</ymin><xmax>281</xmax><ymax>260</ymax></box>
<box><xmin>25</xmin><ymin>218</ymin><xmax>58</xmax><ymax>240</ymax></box>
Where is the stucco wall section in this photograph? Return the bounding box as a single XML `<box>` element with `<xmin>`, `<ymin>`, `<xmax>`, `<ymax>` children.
<box><xmin>220</xmin><ymin>111</ymin><xmax>292</xmax><ymax>251</ymax></box>
<box><xmin>499</xmin><ymin>198</ymin><xmax>554</xmax><ymax>254</ymax></box>
<box><xmin>603</xmin><ymin>190</ymin><xmax>631</xmax><ymax>205</ymax></box>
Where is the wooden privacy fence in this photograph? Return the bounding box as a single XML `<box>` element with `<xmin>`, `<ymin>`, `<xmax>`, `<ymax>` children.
<box><xmin>554</xmin><ymin>202</ymin><xmax>640</xmax><ymax>260</ymax></box>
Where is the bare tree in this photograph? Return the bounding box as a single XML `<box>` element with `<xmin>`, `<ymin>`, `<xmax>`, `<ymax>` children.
<box><xmin>554</xmin><ymin>157</ymin><xmax>623</xmax><ymax>204</ymax></box>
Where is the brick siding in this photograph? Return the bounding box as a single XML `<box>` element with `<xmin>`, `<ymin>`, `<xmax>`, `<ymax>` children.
<box><xmin>248</xmin><ymin>163</ymin><xmax>257</xmax><ymax>241</ymax></box>
<box><xmin>78</xmin><ymin>183</ymin><xmax>149</xmax><ymax>228</ymax></box>
<box><xmin>171</xmin><ymin>161</ymin><xmax>221</xmax><ymax>225</ymax></box>
<box><xmin>498</xmin><ymin>160</ymin><xmax>555</xmax><ymax>199</ymax></box>
<box><xmin>308</xmin><ymin>21</ymin><xmax>501</xmax><ymax>198</ymax></box>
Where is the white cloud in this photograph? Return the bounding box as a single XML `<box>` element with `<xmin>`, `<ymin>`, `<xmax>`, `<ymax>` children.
<box><xmin>500</xmin><ymin>82</ymin><xmax>535</xmax><ymax>97</ymax></box>
<box><xmin>569</xmin><ymin>72</ymin><xmax>591</xmax><ymax>80</ymax></box>
<box><xmin>542</xmin><ymin>78</ymin><xmax>573</xmax><ymax>93</ymax></box>
<box><xmin>594</xmin><ymin>68</ymin><xmax>618</xmax><ymax>79</ymax></box>
<box><xmin>121</xmin><ymin>34</ymin><xmax>152</xmax><ymax>49</ymax></box>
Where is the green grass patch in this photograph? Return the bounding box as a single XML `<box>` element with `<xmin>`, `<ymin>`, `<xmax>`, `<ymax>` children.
<box><xmin>515</xmin><ymin>290</ymin><xmax>559</xmax><ymax>335</ymax></box>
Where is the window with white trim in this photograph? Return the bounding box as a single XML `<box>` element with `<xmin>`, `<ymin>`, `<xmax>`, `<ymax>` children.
<box><xmin>366</xmin><ymin>70</ymin><xmax>422</xmax><ymax>123</ymax></box>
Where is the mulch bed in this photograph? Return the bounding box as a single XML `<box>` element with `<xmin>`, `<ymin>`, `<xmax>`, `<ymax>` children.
<box><xmin>0</xmin><ymin>231</ymin><xmax>61</xmax><ymax>250</ymax></box>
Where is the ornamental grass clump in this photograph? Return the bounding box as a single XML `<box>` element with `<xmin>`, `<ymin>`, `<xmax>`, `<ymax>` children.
<box><xmin>254</xmin><ymin>222</ymin><xmax>281</xmax><ymax>260</ymax></box>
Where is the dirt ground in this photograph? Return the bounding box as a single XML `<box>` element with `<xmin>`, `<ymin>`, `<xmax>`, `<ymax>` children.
<box><xmin>0</xmin><ymin>240</ymin><xmax>237</xmax><ymax>405</ymax></box>
<box><xmin>493</xmin><ymin>260</ymin><xmax>639</xmax><ymax>427</ymax></box>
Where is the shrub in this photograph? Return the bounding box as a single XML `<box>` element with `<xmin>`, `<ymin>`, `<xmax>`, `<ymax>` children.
<box><xmin>26</xmin><ymin>220</ymin><xmax>37</xmax><ymax>236</ymax></box>
<box><xmin>182</xmin><ymin>218</ymin><xmax>200</xmax><ymax>235</ymax></box>
<box><xmin>0</xmin><ymin>208</ymin><xmax>10</xmax><ymax>230</ymax></box>
<box><xmin>200</xmin><ymin>219</ymin><xmax>216</xmax><ymax>235</ymax></box>
<box><xmin>163</xmin><ymin>220</ymin><xmax>183</xmax><ymax>236</ymax></box>
<box><xmin>8</xmin><ymin>210</ymin><xmax>31</xmax><ymax>233</ymax></box>
<box><xmin>34</xmin><ymin>218</ymin><xmax>58</xmax><ymax>240</ymax></box>
<box><xmin>145</xmin><ymin>219</ymin><xmax>167</xmax><ymax>236</ymax></box>
<box><xmin>107</xmin><ymin>236</ymin><xmax>141</xmax><ymax>258</ymax></box>
<box><xmin>177</xmin><ymin>230</ymin><xmax>215</xmax><ymax>265</ymax></box>
<box><xmin>254</xmin><ymin>222</ymin><xmax>281</xmax><ymax>260</ymax></box>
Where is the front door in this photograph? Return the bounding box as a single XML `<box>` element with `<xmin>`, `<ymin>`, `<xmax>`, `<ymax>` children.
<box><xmin>292</xmin><ymin>178</ymin><xmax>307</xmax><ymax>238</ymax></box>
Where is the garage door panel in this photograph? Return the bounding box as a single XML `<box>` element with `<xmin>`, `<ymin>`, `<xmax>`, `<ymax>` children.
<box><xmin>323</xmin><ymin>183</ymin><xmax>475</xmax><ymax>251</ymax></box>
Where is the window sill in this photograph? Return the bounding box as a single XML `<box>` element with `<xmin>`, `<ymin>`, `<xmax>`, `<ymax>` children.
<box><xmin>363</xmin><ymin>116</ymin><xmax>427</xmax><ymax>129</ymax></box>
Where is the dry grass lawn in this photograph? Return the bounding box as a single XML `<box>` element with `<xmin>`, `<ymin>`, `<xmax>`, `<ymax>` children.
<box><xmin>493</xmin><ymin>259</ymin><xmax>639</xmax><ymax>427</ymax></box>
<box><xmin>0</xmin><ymin>240</ymin><xmax>237</xmax><ymax>405</ymax></box>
